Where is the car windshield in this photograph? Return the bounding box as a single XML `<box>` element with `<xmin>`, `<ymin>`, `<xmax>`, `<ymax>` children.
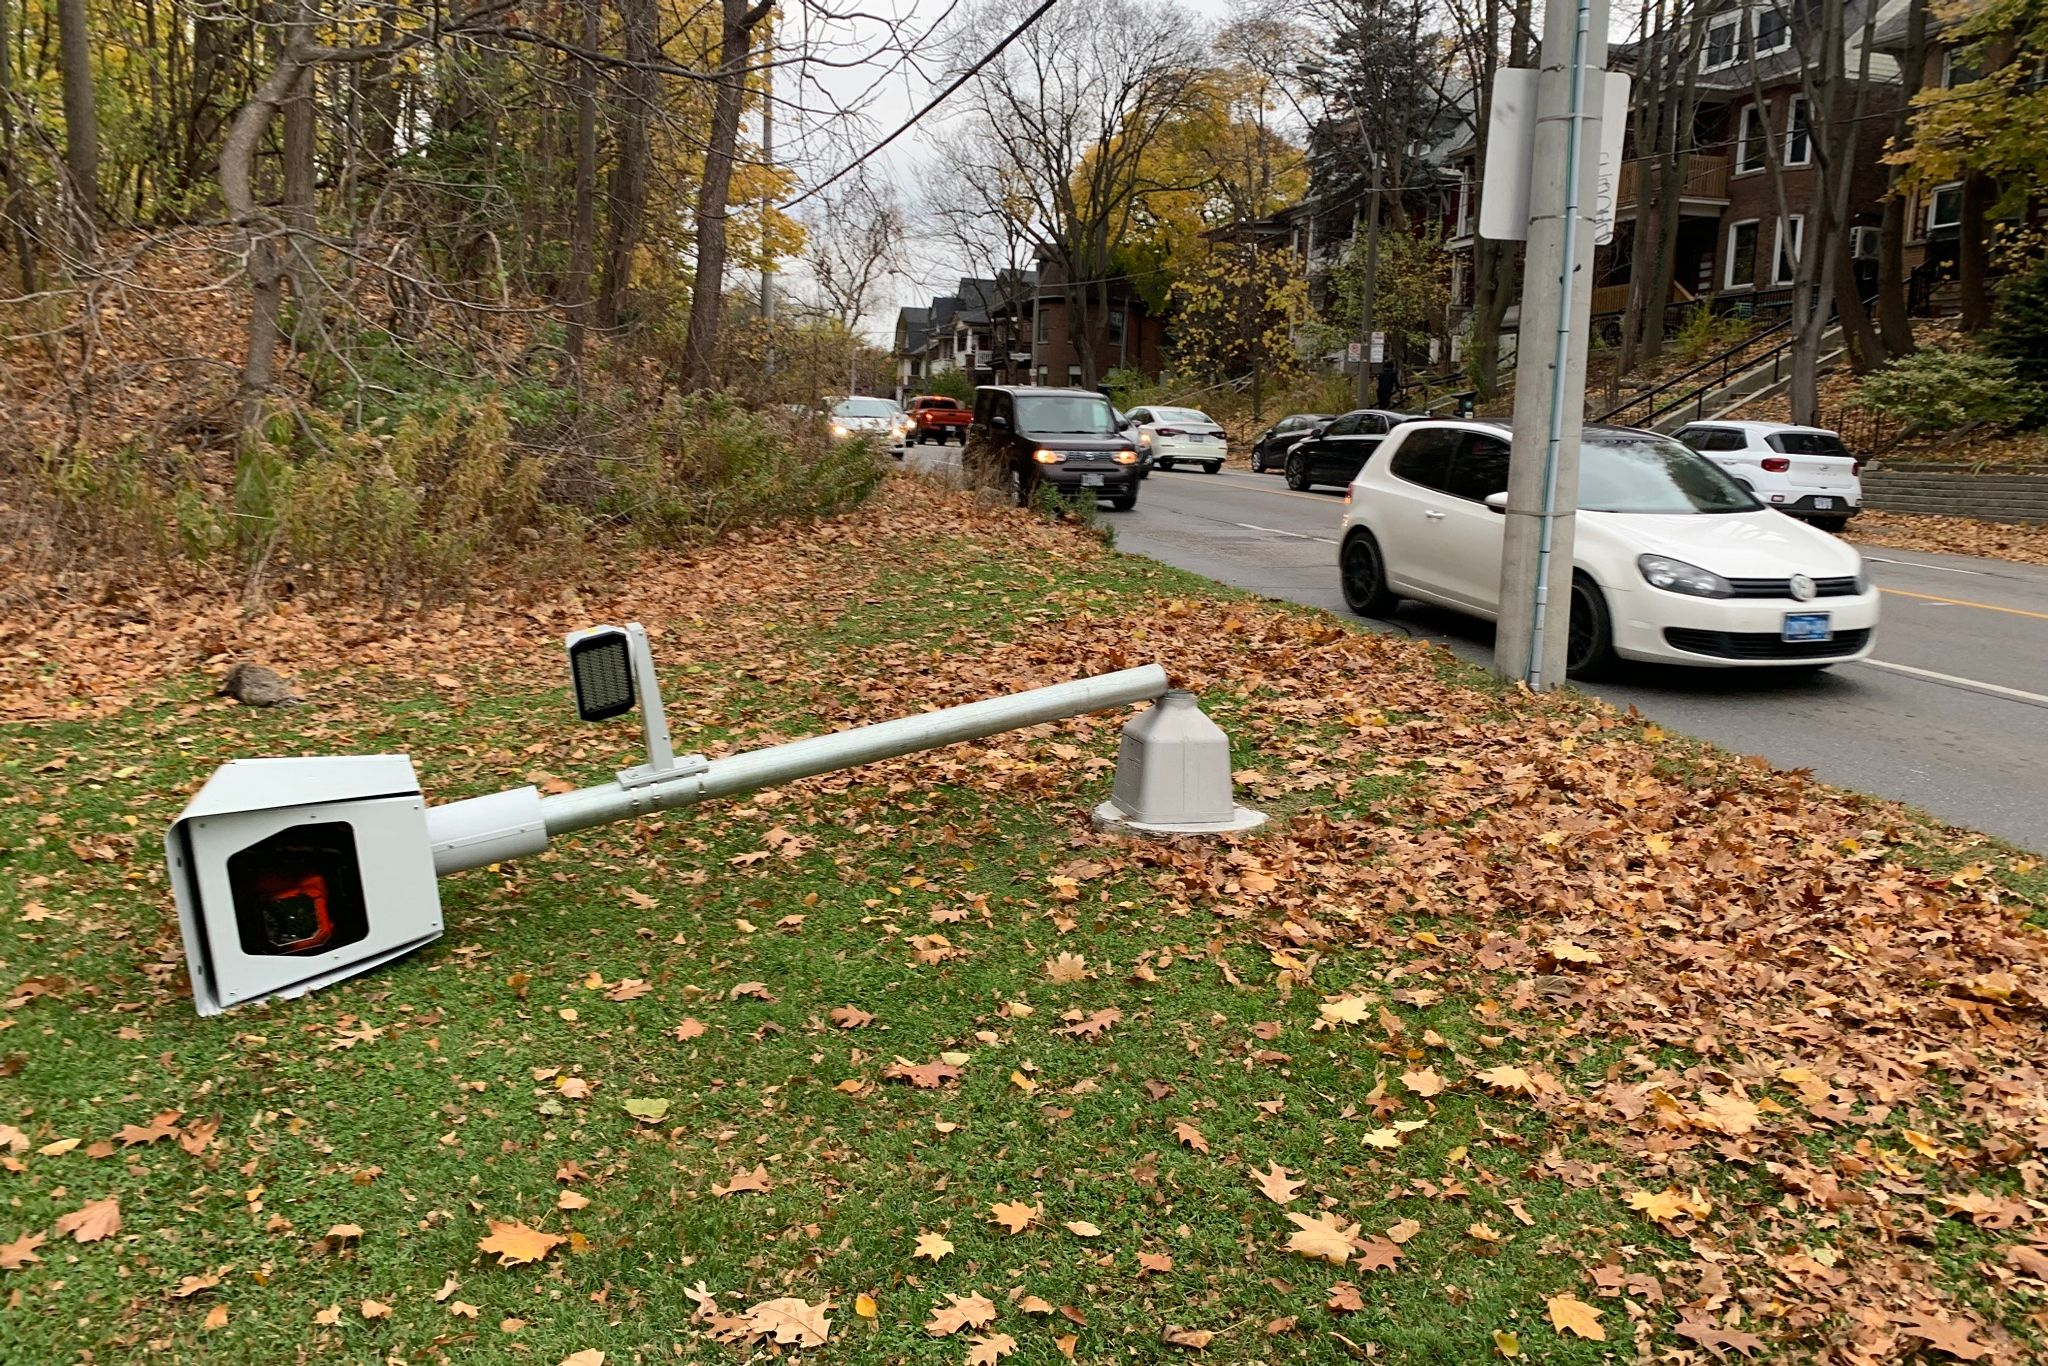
<box><xmin>1767</xmin><ymin>430</ymin><xmax>1852</xmax><ymax>457</ymax></box>
<box><xmin>1577</xmin><ymin>433</ymin><xmax>1761</xmax><ymax>514</ymax></box>
<box><xmin>1015</xmin><ymin>395</ymin><xmax>1117</xmax><ymax>435</ymax></box>
<box><xmin>1153</xmin><ymin>407</ymin><xmax>1213</xmax><ymax>425</ymax></box>
<box><xmin>833</xmin><ymin>398</ymin><xmax>898</xmax><ymax>418</ymax></box>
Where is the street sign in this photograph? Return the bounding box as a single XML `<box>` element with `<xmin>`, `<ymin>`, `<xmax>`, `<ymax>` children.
<box><xmin>1346</xmin><ymin>342</ymin><xmax>1363</xmax><ymax>362</ymax></box>
<box><xmin>1370</xmin><ymin>332</ymin><xmax>1386</xmax><ymax>365</ymax></box>
<box><xmin>1478</xmin><ymin>68</ymin><xmax>1631</xmax><ymax>246</ymax></box>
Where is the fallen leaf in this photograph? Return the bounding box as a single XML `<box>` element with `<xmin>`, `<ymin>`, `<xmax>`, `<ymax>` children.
<box><xmin>1252</xmin><ymin>1161</ymin><xmax>1304</xmax><ymax>1205</ymax></box>
<box><xmin>1386</xmin><ymin>1219</ymin><xmax>1422</xmax><ymax>1244</ymax></box>
<box><xmin>171</xmin><ymin>1272</ymin><xmax>220</xmax><ymax>1298</ymax></box>
<box><xmin>855</xmin><ymin>1292</ymin><xmax>878</xmax><ymax>1319</ymax></box>
<box><xmin>477</xmin><ymin>1220</ymin><xmax>565</xmax><ymax>1266</ymax></box>
<box><xmin>1674</xmin><ymin>1316</ymin><xmax>1765</xmax><ymax>1357</ymax></box>
<box><xmin>1138</xmin><ymin>1251</ymin><xmax>1174</xmax><ymax>1274</ymax></box>
<box><xmin>0</xmin><ymin>1230</ymin><xmax>46</xmax><ymax>1269</ymax></box>
<box><xmin>605</xmin><ymin>978</ymin><xmax>651</xmax><ymax>1002</ymax></box>
<box><xmin>672</xmin><ymin>1018</ymin><xmax>707</xmax><ymax>1040</ymax></box>
<box><xmin>1694</xmin><ymin>1090</ymin><xmax>1761</xmax><ymax>1137</ymax></box>
<box><xmin>1163</xmin><ymin>1325</ymin><xmax>1214</xmax><ymax>1349</ymax></box>
<box><xmin>1284</xmin><ymin>1210</ymin><xmax>1360</xmax><ymax>1265</ymax></box>
<box><xmin>37</xmin><ymin>1138</ymin><xmax>79</xmax><ymax>1157</ymax></box>
<box><xmin>115</xmin><ymin>1117</ymin><xmax>180</xmax><ymax>1147</ymax></box>
<box><xmin>559</xmin><ymin>1352</ymin><xmax>606</xmax><ymax>1366</ymax></box>
<box><xmin>830</xmin><ymin>1005</ymin><xmax>874</xmax><ymax>1029</ymax></box>
<box><xmin>314</xmin><ymin>1305</ymin><xmax>342</xmax><ymax>1326</ymax></box>
<box><xmin>432</xmin><ymin>1276</ymin><xmax>460</xmax><ymax>1303</ymax></box>
<box><xmin>1897</xmin><ymin>1313</ymin><xmax>1989</xmax><ymax>1361</ymax></box>
<box><xmin>557</xmin><ymin>1190</ymin><xmax>590</xmax><ymax>1211</ymax></box>
<box><xmin>745</xmin><ymin>1296</ymin><xmax>832</xmax><ymax>1347</ymax></box>
<box><xmin>883</xmin><ymin>1057</ymin><xmax>963</xmax><ymax>1088</ymax></box>
<box><xmin>1044</xmin><ymin>952</ymin><xmax>1090</xmax><ymax>982</ymax></box>
<box><xmin>202</xmin><ymin>1303</ymin><xmax>229</xmax><ymax>1330</ymax></box>
<box><xmin>361</xmin><ymin>1298</ymin><xmax>392</xmax><ymax>1320</ymax></box>
<box><xmin>1546</xmin><ymin>1293</ymin><xmax>1606</xmax><ymax>1342</ymax></box>
<box><xmin>1327</xmin><ymin>1281</ymin><xmax>1364</xmax><ymax>1312</ymax></box>
<box><xmin>1064</xmin><ymin>1220</ymin><xmax>1102</xmax><ymax>1238</ymax></box>
<box><xmin>1055</xmin><ymin>1332</ymin><xmax>1078</xmax><ymax>1358</ymax></box>
<box><xmin>914</xmin><ymin>1230</ymin><xmax>955</xmax><ymax>1261</ymax></box>
<box><xmin>1172</xmin><ymin>1121</ymin><xmax>1210</xmax><ymax>1153</ymax></box>
<box><xmin>1019</xmin><ymin>1295</ymin><xmax>1055</xmax><ymax>1314</ymax></box>
<box><xmin>967</xmin><ymin>1332</ymin><xmax>1019</xmax><ymax>1364</ymax></box>
<box><xmin>1317</xmin><ymin>994</ymin><xmax>1373</xmax><ymax>1026</ymax></box>
<box><xmin>2005</xmin><ymin>1245</ymin><xmax>2048</xmax><ymax>1281</ymax></box>
<box><xmin>622</xmin><ymin>1097</ymin><xmax>670</xmax><ymax>1122</ymax></box>
<box><xmin>712</xmin><ymin>1163</ymin><xmax>771</xmax><ymax>1196</ymax></box>
<box><xmin>1474</xmin><ymin>1065</ymin><xmax>1538</xmax><ymax>1095</ymax></box>
<box><xmin>54</xmin><ymin>1196</ymin><xmax>120</xmax><ymax>1244</ymax></box>
<box><xmin>927</xmin><ymin>1291</ymin><xmax>999</xmax><ymax>1336</ymax></box>
<box><xmin>1493</xmin><ymin>1329</ymin><xmax>1521</xmax><ymax>1357</ymax></box>
<box><xmin>1400</xmin><ymin>1067</ymin><xmax>1446</xmax><ymax>1098</ymax></box>
<box><xmin>990</xmin><ymin>1200</ymin><xmax>1039</xmax><ymax>1233</ymax></box>
<box><xmin>449</xmin><ymin>1301</ymin><xmax>481</xmax><ymax>1319</ymax></box>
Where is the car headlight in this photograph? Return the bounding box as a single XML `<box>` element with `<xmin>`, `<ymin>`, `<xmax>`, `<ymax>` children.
<box><xmin>1032</xmin><ymin>448</ymin><xmax>1064</xmax><ymax>464</ymax></box>
<box><xmin>1637</xmin><ymin>554</ymin><xmax>1733</xmax><ymax>598</ymax></box>
<box><xmin>1112</xmin><ymin>450</ymin><xmax>1138</xmax><ymax>465</ymax></box>
<box><xmin>1138</xmin><ymin>432</ymin><xmax>1152</xmax><ymax>445</ymax></box>
<box><xmin>831</xmin><ymin>423</ymin><xmax>849</xmax><ymax>438</ymax></box>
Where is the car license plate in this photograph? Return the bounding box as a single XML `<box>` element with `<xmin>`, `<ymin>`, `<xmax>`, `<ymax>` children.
<box><xmin>1081</xmin><ymin>473</ymin><xmax>1104</xmax><ymax>488</ymax></box>
<box><xmin>1782</xmin><ymin>612</ymin><xmax>1832</xmax><ymax>642</ymax></box>
<box><xmin>1812</xmin><ymin>496</ymin><xmax>1834</xmax><ymax>509</ymax></box>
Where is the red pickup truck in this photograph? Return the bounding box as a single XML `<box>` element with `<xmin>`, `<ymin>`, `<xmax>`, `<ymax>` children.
<box><xmin>905</xmin><ymin>395</ymin><xmax>973</xmax><ymax>445</ymax></box>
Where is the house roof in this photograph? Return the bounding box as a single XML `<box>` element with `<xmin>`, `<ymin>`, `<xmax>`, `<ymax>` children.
<box><xmin>895</xmin><ymin>306</ymin><xmax>929</xmax><ymax>352</ymax></box>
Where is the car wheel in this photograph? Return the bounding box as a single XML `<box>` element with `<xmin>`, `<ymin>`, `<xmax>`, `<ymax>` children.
<box><xmin>1010</xmin><ymin>467</ymin><xmax>1033</xmax><ymax>508</ymax></box>
<box><xmin>1811</xmin><ymin>515</ymin><xmax>1850</xmax><ymax>534</ymax></box>
<box><xmin>1110</xmin><ymin>492</ymin><xmax>1136</xmax><ymax>511</ymax></box>
<box><xmin>1340</xmin><ymin>530</ymin><xmax>1398</xmax><ymax>617</ymax></box>
<box><xmin>1156</xmin><ymin>457</ymin><xmax>1174</xmax><ymax>472</ymax></box>
<box><xmin>1206</xmin><ymin>461</ymin><xmax>1222</xmax><ymax>474</ymax></box>
<box><xmin>1565</xmin><ymin>573</ymin><xmax>1618</xmax><ymax>680</ymax></box>
<box><xmin>1284</xmin><ymin>453</ymin><xmax>1310</xmax><ymax>491</ymax></box>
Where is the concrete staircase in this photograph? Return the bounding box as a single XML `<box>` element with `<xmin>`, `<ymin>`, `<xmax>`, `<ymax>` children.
<box><xmin>1641</xmin><ymin>325</ymin><xmax>1845</xmax><ymax>432</ymax></box>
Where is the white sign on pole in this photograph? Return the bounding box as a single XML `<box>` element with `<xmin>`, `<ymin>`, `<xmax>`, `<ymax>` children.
<box><xmin>1346</xmin><ymin>341</ymin><xmax>1364</xmax><ymax>362</ymax></box>
<box><xmin>1478</xmin><ymin>69</ymin><xmax>1632</xmax><ymax>246</ymax></box>
<box><xmin>1370</xmin><ymin>332</ymin><xmax>1386</xmax><ymax>365</ymax></box>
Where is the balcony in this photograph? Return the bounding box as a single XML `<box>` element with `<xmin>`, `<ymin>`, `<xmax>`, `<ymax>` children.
<box><xmin>1617</xmin><ymin>155</ymin><xmax>1730</xmax><ymax>212</ymax></box>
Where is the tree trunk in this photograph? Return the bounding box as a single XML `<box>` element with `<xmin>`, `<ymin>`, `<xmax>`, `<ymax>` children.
<box><xmin>280</xmin><ymin>2</ymin><xmax>317</xmax><ymax>302</ymax></box>
<box><xmin>1875</xmin><ymin>0</ymin><xmax>1926</xmax><ymax>356</ymax></box>
<box><xmin>0</xmin><ymin>0</ymin><xmax>40</xmax><ymax>291</ymax></box>
<box><xmin>222</xmin><ymin>53</ymin><xmax>307</xmax><ymax>443</ymax></box>
<box><xmin>563</xmin><ymin>0</ymin><xmax>600</xmax><ymax>366</ymax></box>
<box><xmin>600</xmin><ymin>0</ymin><xmax>661</xmax><ymax>332</ymax></box>
<box><xmin>681</xmin><ymin>0</ymin><xmax>772</xmax><ymax>389</ymax></box>
<box><xmin>1831</xmin><ymin>222</ymin><xmax>1883</xmax><ymax>372</ymax></box>
<box><xmin>363</xmin><ymin>9</ymin><xmax>401</xmax><ymax>173</ymax></box>
<box><xmin>56</xmin><ymin>0</ymin><xmax>99</xmax><ymax>225</ymax></box>
<box><xmin>1958</xmin><ymin>170</ymin><xmax>1993</xmax><ymax>331</ymax></box>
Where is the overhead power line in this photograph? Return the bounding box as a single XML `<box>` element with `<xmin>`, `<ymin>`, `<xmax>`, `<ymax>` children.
<box><xmin>783</xmin><ymin>0</ymin><xmax>1061</xmax><ymax>210</ymax></box>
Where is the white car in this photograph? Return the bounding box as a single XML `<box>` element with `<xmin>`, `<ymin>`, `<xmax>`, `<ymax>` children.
<box><xmin>1126</xmin><ymin>405</ymin><xmax>1228</xmax><ymax>474</ymax></box>
<box><xmin>1337</xmin><ymin>421</ymin><xmax>1879</xmax><ymax>676</ymax></box>
<box><xmin>830</xmin><ymin>397</ymin><xmax>909</xmax><ymax>458</ymax></box>
<box><xmin>1671</xmin><ymin>420</ymin><xmax>1861</xmax><ymax>531</ymax></box>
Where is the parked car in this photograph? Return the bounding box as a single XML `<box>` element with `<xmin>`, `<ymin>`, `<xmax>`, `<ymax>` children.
<box><xmin>1283</xmin><ymin>409</ymin><xmax>1412</xmax><ymax>491</ymax></box>
<box><xmin>904</xmin><ymin>394</ymin><xmax>974</xmax><ymax>445</ymax></box>
<box><xmin>830</xmin><ymin>396</ymin><xmax>908</xmax><ymax>458</ymax></box>
<box><xmin>964</xmin><ymin>386</ymin><xmax>1143</xmax><ymax>510</ymax></box>
<box><xmin>1336</xmin><ymin>420</ymin><xmax>1878</xmax><ymax>677</ymax></box>
<box><xmin>1671</xmin><ymin>420</ymin><xmax>1862</xmax><ymax>532</ymax></box>
<box><xmin>1250</xmin><ymin>413</ymin><xmax>1330</xmax><ymax>473</ymax></box>
<box><xmin>1126</xmin><ymin>405</ymin><xmax>1228</xmax><ymax>473</ymax></box>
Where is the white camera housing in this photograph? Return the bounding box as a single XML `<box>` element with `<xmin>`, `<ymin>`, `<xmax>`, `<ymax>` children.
<box><xmin>166</xmin><ymin>755</ymin><xmax>444</xmax><ymax>1016</ymax></box>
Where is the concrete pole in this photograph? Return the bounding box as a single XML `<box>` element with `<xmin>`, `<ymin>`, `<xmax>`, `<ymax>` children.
<box><xmin>1494</xmin><ymin>0</ymin><xmax>1607</xmax><ymax>690</ymax></box>
<box><xmin>1352</xmin><ymin>177</ymin><xmax>1381</xmax><ymax>408</ymax></box>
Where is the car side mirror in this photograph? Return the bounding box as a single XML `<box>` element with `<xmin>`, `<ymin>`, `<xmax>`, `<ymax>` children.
<box><xmin>1484</xmin><ymin>492</ymin><xmax>1509</xmax><ymax>514</ymax></box>
<box><xmin>991</xmin><ymin>415</ymin><xmax>1009</xmax><ymax>431</ymax></box>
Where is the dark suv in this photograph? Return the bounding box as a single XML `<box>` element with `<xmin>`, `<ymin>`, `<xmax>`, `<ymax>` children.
<box><xmin>964</xmin><ymin>386</ymin><xmax>1143</xmax><ymax>510</ymax></box>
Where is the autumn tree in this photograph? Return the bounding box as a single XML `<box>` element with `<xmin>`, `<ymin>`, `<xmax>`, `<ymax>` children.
<box><xmin>1167</xmin><ymin>241</ymin><xmax>1311</xmax><ymax>412</ymax></box>
<box><xmin>804</xmin><ymin>174</ymin><xmax>905</xmax><ymax>393</ymax></box>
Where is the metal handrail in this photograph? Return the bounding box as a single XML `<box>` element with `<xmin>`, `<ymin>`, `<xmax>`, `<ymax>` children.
<box><xmin>1594</xmin><ymin>316</ymin><xmax>1793</xmax><ymax>425</ymax></box>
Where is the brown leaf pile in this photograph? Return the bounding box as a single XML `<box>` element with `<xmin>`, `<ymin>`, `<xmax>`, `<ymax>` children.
<box><xmin>1846</xmin><ymin>508</ymin><xmax>2048</xmax><ymax>567</ymax></box>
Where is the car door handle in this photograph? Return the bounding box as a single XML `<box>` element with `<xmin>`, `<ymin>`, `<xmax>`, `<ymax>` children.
<box><xmin>1423</xmin><ymin>510</ymin><xmax>1446</xmax><ymax>521</ymax></box>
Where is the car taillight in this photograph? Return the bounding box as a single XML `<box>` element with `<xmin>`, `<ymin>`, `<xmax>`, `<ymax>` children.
<box><xmin>1761</xmin><ymin>457</ymin><xmax>1790</xmax><ymax>473</ymax></box>
<box><xmin>1156</xmin><ymin>427</ymin><xmax>1184</xmax><ymax>437</ymax></box>
<box><xmin>1852</xmin><ymin>461</ymin><xmax>1863</xmax><ymax>476</ymax></box>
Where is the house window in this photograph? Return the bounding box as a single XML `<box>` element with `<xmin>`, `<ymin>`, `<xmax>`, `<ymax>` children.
<box><xmin>1928</xmin><ymin>182</ymin><xmax>1964</xmax><ymax>233</ymax></box>
<box><xmin>1754</xmin><ymin>6</ymin><xmax>1791</xmax><ymax>56</ymax></box>
<box><xmin>1785</xmin><ymin>96</ymin><xmax>1811</xmax><ymax>166</ymax></box>
<box><xmin>1736</xmin><ymin>104</ymin><xmax>1768</xmax><ymax>174</ymax></box>
<box><xmin>1725</xmin><ymin>219</ymin><xmax>1759</xmax><ymax>290</ymax></box>
<box><xmin>1941</xmin><ymin>50</ymin><xmax>1980</xmax><ymax>88</ymax></box>
<box><xmin>1035</xmin><ymin>307</ymin><xmax>1049</xmax><ymax>344</ymax></box>
<box><xmin>1704</xmin><ymin>13</ymin><xmax>1746</xmax><ymax>70</ymax></box>
<box><xmin>1107</xmin><ymin>307</ymin><xmax>1126</xmax><ymax>346</ymax></box>
<box><xmin>1773</xmin><ymin>215</ymin><xmax>1804</xmax><ymax>284</ymax></box>
<box><xmin>1066</xmin><ymin>365</ymin><xmax>1083</xmax><ymax>386</ymax></box>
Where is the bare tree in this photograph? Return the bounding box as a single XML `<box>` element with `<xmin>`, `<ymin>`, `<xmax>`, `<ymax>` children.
<box><xmin>951</xmin><ymin>0</ymin><xmax>1210</xmax><ymax>389</ymax></box>
<box><xmin>1875</xmin><ymin>0</ymin><xmax>1927</xmax><ymax>357</ymax></box>
<box><xmin>56</xmin><ymin>0</ymin><xmax>99</xmax><ymax>225</ymax></box>
<box><xmin>680</xmin><ymin>0</ymin><xmax>775</xmax><ymax>391</ymax></box>
<box><xmin>1619</xmin><ymin>0</ymin><xmax>1709</xmax><ymax>373</ymax></box>
<box><xmin>806</xmin><ymin>175</ymin><xmax>904</xmax><ymax>392</ymax></box>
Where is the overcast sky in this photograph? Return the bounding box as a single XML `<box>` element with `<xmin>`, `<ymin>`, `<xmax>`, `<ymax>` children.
<box><xmin>771</xmin><ymin>0</ymin><xmax>1247</xmax><ymax>338</ymax></box>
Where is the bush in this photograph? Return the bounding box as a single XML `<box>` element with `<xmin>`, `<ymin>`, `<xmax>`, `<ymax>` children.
<box><xmin>916</xmin><ymin>367</ymin><xmax>976</xmax><ymax>405</ymax></box>
<box><xmin>1985</xmin><ymin>256</ymin><xmax>2048</xmax><ymax>424</ymax></box>
<box><xmin>1671</xmin><ymin>307</ymin><xmax>1753</xmax><ymax>363</ymax></box>
<box><xmin>1854</xmin><ymin>347</ymin><xmax>2043</xmax><ymax>433</ymax></box>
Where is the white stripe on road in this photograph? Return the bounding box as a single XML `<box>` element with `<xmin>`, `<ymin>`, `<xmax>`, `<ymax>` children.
<box><xmin>1233</xmin><ymin>522</ymin><xmax>1337</xmax><ymax>544</ymax></box>
<box><xmin>1862</xmin><ymin>555</ymin><xmax>1986</xmax><ymax>576</ymax></box>
<box><xmin>1856</xmin><ymin>658</ymin><xmax>2048</xmax><ymax>708</ymax></box>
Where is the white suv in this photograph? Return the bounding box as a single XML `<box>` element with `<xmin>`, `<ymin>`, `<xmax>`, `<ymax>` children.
<box><xmin>1670</xmin><ymin>421</ymin><xmax>1861</xmax><ymax>532</ymax></box>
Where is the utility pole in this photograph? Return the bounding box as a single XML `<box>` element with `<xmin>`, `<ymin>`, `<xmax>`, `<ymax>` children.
<box><xmin>1352</xmin><ymin>173</ymin><xmax>1381</xmax><ymax>408</ymax></box>
<box><xmin>760</xmin><ymin>57</ymin><xmax>776</xmax><ymax>377</ymax></box>
<box><xmin>1494</xmin><ymin>0</ymin><xmax>1608</xmax><ymax>690</ymax></box>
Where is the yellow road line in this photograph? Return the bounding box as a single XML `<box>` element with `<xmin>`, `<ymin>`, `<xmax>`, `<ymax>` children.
<box><xmin>1880</xmin><ymin>587</ymin><xmax>2048</xmax><ymax>622</ymax></box>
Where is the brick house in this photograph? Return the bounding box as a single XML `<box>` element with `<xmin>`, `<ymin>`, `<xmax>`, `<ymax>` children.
<box><xmin>891</xmin><ymin>271</ymin><xmax>1037</xmax><ymax>399</ymax></box>
<box><xmin>1022</xmin><ymin>251</ymin><xmax>1166</xmax><ymax>388</ymax></box>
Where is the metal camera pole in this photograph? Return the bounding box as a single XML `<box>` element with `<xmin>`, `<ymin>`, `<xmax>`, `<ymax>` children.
<box><xmin>424</xmin><ymin>665</ymin><xmax>1174</xmax><ymax>874</ymax></box>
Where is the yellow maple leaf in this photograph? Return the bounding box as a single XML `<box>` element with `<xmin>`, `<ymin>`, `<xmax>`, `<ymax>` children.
<box><xmin>1546</xmin><ymin>1293</ymin><xmax>1606</xmax><ymax>1341</ymax></box>
<box><xmin>913</xmin><ymin>1230</ymin><xmax>954</xmax><ymax>1261</ymax></box>
<box><xmin>477</xmin><ymin>1220</ymin><xmax>565</xmax><ymax>1267</ymax></box>
<box><xmin>1284</xmin><ymin>1210</ymin><xmax>1359</xmax><ymax>1265</ymax></box>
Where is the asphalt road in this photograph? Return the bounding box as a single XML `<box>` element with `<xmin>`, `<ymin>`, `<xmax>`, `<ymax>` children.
<box><xmin>904</xmin><ymin>443</ymin><xmax>2048</xmax><ymax>852</ymax></box>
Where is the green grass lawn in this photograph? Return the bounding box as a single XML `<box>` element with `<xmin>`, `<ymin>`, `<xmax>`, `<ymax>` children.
<box><xmin>2</xmin><ymin>481</ymin><xmax>2045</xmax><ymax>1363</ymax></box>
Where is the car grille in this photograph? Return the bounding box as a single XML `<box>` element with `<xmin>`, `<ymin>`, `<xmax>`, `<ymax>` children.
<box><xmin>1663</xmin><ymin>627</ymin><xmax>1871</xmax><ymax>660</ymax></box>
<box><xmin>1724</xmin><ymin>576</ymin><xmax>1860</xmax><ymax>599</ymax></box>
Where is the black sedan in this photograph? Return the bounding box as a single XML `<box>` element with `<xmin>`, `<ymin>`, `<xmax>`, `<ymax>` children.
<box><xmin>1249</xmin><ymin>413</ymin><xmax>1331</xmax><ymax>473</ymax></box>
<box><xmin>1283</xmin><ymin>409</ymin><xmax>1413</xmax><ymax>492</ymax></box>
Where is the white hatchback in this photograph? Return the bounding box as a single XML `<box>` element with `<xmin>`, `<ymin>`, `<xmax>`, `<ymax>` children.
<box><xmin>1671</xmin><ymin>420</ymin><xmax>1861</xmax><ymax>531</ymax></box>
<box><xmin>1337</xmin><ymin>421</ymin><xmax>1879</xmax><ymax>676</ymax></box>
<box><xmin>830</xmin><ymin>396</ymin><xmax>909</xmax><ymax>457</ymax></box>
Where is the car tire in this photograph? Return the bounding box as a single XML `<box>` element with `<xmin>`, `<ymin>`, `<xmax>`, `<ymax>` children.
<box><xmin>1811</xmin><ymin>515</ymin><xmax>1850</xmax><ymax>534</ymax></box>
<box><xmin>1156</xmin><ymin>457</ymin><xmax>1174</xmax><ymax>472</ymax></box>
<box><xmin>1110</xmin><ymin>492</ymin><xmax>1137</xmax><ymax>511</ymax></box>
<box><xmin>1339</xmin><ymin>530</ymin><xmax>1399</xmax><ymax>617</ymax></box>
<box><xmin>1011</xmin><ymin>467</ymin><xmax>1033</xmax><ymax>508</ymax></box>
<box><xmin>1565</xmin><ymin>573</ymin><xmax>1618</xmax><ymax>681</ymax></box>
<box><xmin>1206</xmin><ymin>461</ymin><xmax>1222</xmax><ymax>474</ymax></box>
<box><xmin>1284</xmin><ymin>453</ymin><xmax>1310</xmax><ymax>491</ymax></box>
